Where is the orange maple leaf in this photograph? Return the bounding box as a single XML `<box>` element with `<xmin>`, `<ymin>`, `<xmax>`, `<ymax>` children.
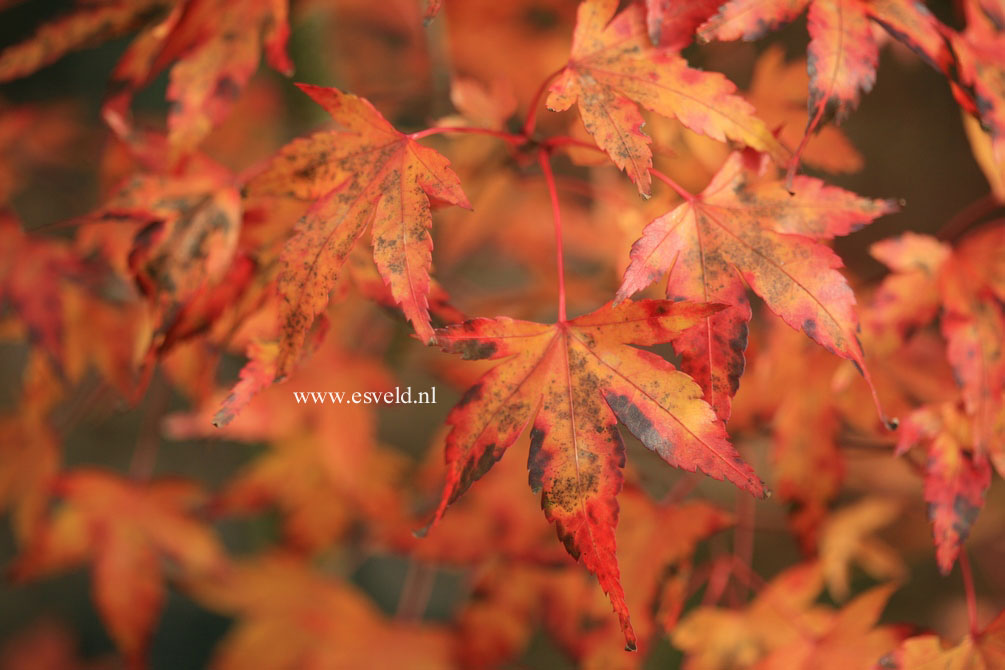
<box><xmin>84</xmin><ymin>157</ymin><xmax>242</xmax><ymax>305</ymax></box>
<box><xmin>819</xmin><ymin>497</ymin><xmax>905</xmax><ymax>601</ymax></box>
<box><xmin>897</xmin><ymin>403</ymin><xmax>992</xmax><ymax>574</ymax></box>
<box><xmin>882</xmin><ymin>608</ymin><xmax>1005</xmax><ymax>670</ymax></box>
<box><xmin>424</xmin><ymin>299</ymin><xmax>766</xmax><ymax>650</ymax></box>
<box><xmin>871</xmin><ymin>225</ymin><xmax>1005</xmax><ymax>476</ymax></box>
<box><xmin>186</xmin><ymin>554</ymin><xmax>455</xmax><ymax>670</ymax></box>
<box><xmin>246</xmin><ymin>84</ymin><xmax>470</xmax><ymax>372</ymax></box>
<box><xmin>547</xmin><ymin>0</ymin><xmax>788</xmax><ymax>196</ymax></box>
<box><xmin>675</xmin><ymin>563</ymin><xmax>902</xmax><ymax>670</ymax></box>
<box><xmin>0</xmin><ymin>1</ymin><xmax>169</xmax><ymax>83</ymax></box>
<box><xmin>104</xmin><ymin>0</ymin><xmax>292</xmax><ymax>154</ymax></box>
<box><xmin>698</xmin><ymin>0</ymin><xmax>952</xmax><ymax>181</ymax></box>
<box><xmin>11</xmin><ymin>471</ymin><xmax>225</xmax><ymax>670</ymax></box>
<box><xmin>0</xmin><ymin>214</ymin><xmax>77</xmax><ymax>365</ymax></box>
<box><xmin>616</xmin><ymin>152</ymin><xmax>896</xmax><ymax>423</ymax></box>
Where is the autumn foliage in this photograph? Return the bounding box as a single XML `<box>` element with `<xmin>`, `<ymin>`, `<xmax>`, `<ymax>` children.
<box><xmin>0</xmin><ymin>0</ymin><xmax>1004</xmax><ymax>668</ymax></box>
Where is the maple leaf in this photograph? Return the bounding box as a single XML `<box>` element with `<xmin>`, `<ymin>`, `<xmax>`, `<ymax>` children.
<box><xmin>81</xmin><ymin>156</ymin><xmax>242</xmax><ymax>306</ymax></box>
<box><xmin>938</xmin><ymin>225</ymin><xmax>1005</xmax><ymax>472</ymax></box>
<box><xmin>10</xmin><ymin>471</ymin><xmax>226</xmax><ymax>670</ymax></box>
<box><xmin>616</xmin><ymin>152</ymin><xmax>897</xmax><ymax>422</ymax></box>
<box><xmin>672</xmin><ymin>562</ymin><xmax>830</xmax><ymax>670</ymax></box>
<box><xmin>819</xmin><ymin>497</ymin><xmax>905</xmax><ymax>601</ymax></box>
<box><xmin>897</xmin><ymin>403</ymin><xmax>992</xmax><ymax>574</ymax></box>
<box><xmin>675</xmin><ymin>563</ymin><xmax>902</xmax><ymax>670</ymax></box>
<box><xmin>949</xmin><ymin>3</ymin><xmax>1005</xmax><ymax>193</ymax></box>
<box><xmin>0</xmin><ymin>1</ymin><xmax>170</xmax><ymax>83</ymax></box>
<box><xmin>698</xmin><ymin>0</ymin><xmax>952</xmax><ymax>181</ymax></box>
<box><xmin>0</xmin><ymin>0</ymin><xmax>291</xmax><ymax>155</ymax></box>
<box><xmin>0</xmin><ymin>353</ymin><xmax>62</xmax><ymax>543</ymax></box>
<box><xmin>546</xmin><ymin>0</ymin><xmax>788</xmax><ymax>196</ymax></box>
<box><xmin>424</xmin><ymin>299</ymin><xmax>765</xmax><ymax>649</ymax></box>
<box><xmin>246</xmin><ymin>84</ymin><xmax>470</xmax><ymax>372</ymax></box>
<box><xmin>871</xmin><ymin>226</ymin><xmax>1005</xmax><ymax>474</ymax></box>
<box><xmin>881</xmin><ymin>608</ymin><xmax>1005</xmax><ymax>670</ymax></box>
<box><xmin>756</xmin><ymin>583</ymin><xmax>902</xmax><ymax>670</ymax></box>
<box><xmin>0</xmin><ymin>214</ymin><xmax>77</xmax><ymax>365</ymax></box>
<box><xmin>103</xmin><ymin>0</ymin><xmax>292</xmax><ymax>154</ymax></box>
<box><xmin>186</xmin><ymin>554</ymin><xmax>455</xmax><ymax>670</ymax></box>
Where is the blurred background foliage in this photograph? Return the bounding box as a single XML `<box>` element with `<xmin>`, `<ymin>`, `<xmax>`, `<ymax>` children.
<box><xmin>0</xmin><ymin>0</ymin><xmax>1003</xmax><ymax>669</ymax></box>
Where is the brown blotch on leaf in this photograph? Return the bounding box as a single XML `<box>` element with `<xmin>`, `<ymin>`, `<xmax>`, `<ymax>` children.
<box><xmin>527</xmin><ymin>426</ymin><xmax>549</xmax><ymax>493</ymax></box>
<box><xmin>458</xmin><ymin>339</ymin><xmax>498</xmax><ymax>361</ymax></box>
<box><xmin>605</xmin><ymin>392</ymin><xmax>672</xmax><ymax>458</ymax></box>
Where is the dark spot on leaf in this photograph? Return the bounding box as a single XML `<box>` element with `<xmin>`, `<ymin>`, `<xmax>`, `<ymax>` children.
<box><xmin>214</xmin><ymin>76</ymin><xmax>242</xmax><ymax>101</ymax></box>
<box><xmin>452</xmin><ymin>443</ymin><xmax>500</xmax><ymax>504</ymax></box>
<box><xmin>951</xmin><ymin>494</ymin><xmax>981</xmax><ymax>541</ymax></box>
<box><xmin>556</xmin><ymin>522</ymin><xmax>581</xmax><ymax>560</ymax></box>
<box><xmin>456</xmin><ymin>383</ymin><xmax>482</xmax><ymax>408</ymax></box>
<box><xmin>605</xmin><ymin>392</ymin><xmax>671</xmax><ymax>458</ymax></box>
<box><xmin>802</xmin><ymin>318</ymin><xmax>817</xmax><ymax>339</ymax></box>
<box><xmin>293</xmin><ymin>162</ymin><xmax>320</xmax><ymax>182</ymax></box>
<box><xmin>527</xmin><ymin>426</ymin><xmax>548</xmax><ymax>493</ymax></box>
<box><xmin>459</xmin><ymin>339</ymin><xmax>498</xmax><ymax>360</ymax></box>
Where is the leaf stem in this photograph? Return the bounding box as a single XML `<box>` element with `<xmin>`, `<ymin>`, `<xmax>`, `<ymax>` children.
<box><xmin>732</xmin><ymin>492</ymin><xmax>756</xmax><ymax>603</ymax></box>
<box><xmin>129</xmin><ymin>368</ymin><xmax>169</xmax><ymax>481</ymax></box>
<box><xmin>650</xmin><ymin>168</ymin><xmax>695</xmax><ymax>202</ymax></box>
<box><xmin>541</xmin><ymin>135</ymin><xmax>605</xmax><ymax>153</ymax></box>
<box><xmin>538</xmin><ymin>148</ymin><xmax>567</xmax><ymax>322</ymax></box>
<box><xmin>937</xmin><ymin>192</ymin><xmax>1002</xmax><ymax>241</ymax></box>
<box><xmin>522</xmin><ymin>66</ymin><xmax>567</xmax><ymax>138</ymax></box>
<box><xmin>960</xmin><ymin>548</ymin><xmax>980</xmax><ymax>637</ymax></box>
<box><xmin>784</xmin><ymin>100</ymin><xmax>828</xmax><ymax>191</ymax></box>
<box><xmin>408</xmin><ymin>126</ymin><xmax>525</xmax><ymax>143</ymax></box>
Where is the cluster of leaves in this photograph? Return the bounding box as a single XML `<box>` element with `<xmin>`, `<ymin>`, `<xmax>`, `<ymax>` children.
<box><xmin>0</xmin><ymin>0</ymin><xmax>1003</xmax><ymax>668</ymax></box>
